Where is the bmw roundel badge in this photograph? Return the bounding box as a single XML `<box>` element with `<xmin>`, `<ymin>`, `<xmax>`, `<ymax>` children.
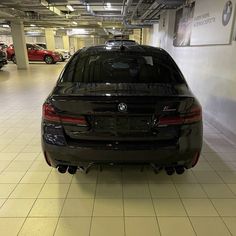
<box><xmin>118</xmin><ymin>103</ymin><xmax>127</xmax><ymax>112</ymax></box>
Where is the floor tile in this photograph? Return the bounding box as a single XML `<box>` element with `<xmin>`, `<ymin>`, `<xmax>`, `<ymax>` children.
<box><xmin>0</xmin><ymin>183</ymin><xmax>16</xmax><ymax>198</ymax></box>
<box><xmin>0</xmin><ymin>199</ymin><xmax>35</xmax><ymax>217</ymax></box>
<box><xmin>18</xmin><ymin>217</ymin><xmax>58</xmax><ymax>236</ymax></box>
<box><xmin>182</xmin><ymin>199</ymin><xmax>219</xmax><ymax>216</ymax></box>
<box><xmin>125</xmin><ymin>217</ymin><xmax>160</xmax><ymax>236</ymax></box>
<box><xmin>227</xmin><ymin>184</ymin><xmax>236</xmax><ymax>196</ymax></box>
<box><xmin>90</xmin><ymin>217</ymin><xmax>124</xmax><ymax>236</ymax></box>
<box><xmin>72</xmin><ymin>171</ymin><xmax>98</xmax><ymax>184</ymax></box>
<box><xmin>20</xmin><ymin>171</ymin><xmax>50</xmax><ymax>183</ymax></box>
<box><xmin>190</xmin><ymin>217</ymin><xmax>231</xmax><ymax>236</ymax></box>
<box><xmin>0</xmin><ymin>218</ymin><xmax>25</xmax><ymax>236</ymax></box>
<box><xmin>153</xmin><ymin>198</ymin><xmax>187</xmax><ymax>216</ymax></box>
<box><xmin>9</xmin><ymin>183</ymin><xmax>43</xmax><ymax>198</ymax></box>
<box><xmin>193</xmin><ymin>171</ymin><xmax>223</xmax><ymax>183</ymax></box>
<box><xmin>54</xmin><ymin>217</ymin><xmax>91</xmax><ymax>236</ymax></box>
<box><xmin>67</xmin><ymin>183</ymin><xmax>96</xmax><ymax>198</ymax></box>
<box><xmin>175</xmin><ymin>184</ymin><xmax>207</xmax><ymax>198</ymax></box>
<box><xmin>158</xmin><ymin>217</ymin><xmax>195</xmax><ymax>236</ymax></box>
<box><xmin>95</xmin><ymin>184</ymin><xmax>122</xmax><ymax>198</ymax></box>
<box><xmin>222</xmin><ymin>217</ymin><xmax>236</xmax><ymax>235</ymax></box>
<box><xmin>217</xmin><ymin>171</ymin><xmax>236</xmax><ymax>184</ymax></box>
<box><xmin>124</xmin><ymin>198</ymin><xmax>155</xmax><ymax>216</ymax></box>
<box><xmin>202</xmin><ymin>184</ymin><xmax>235</xmax><ymax>198</ymax></box>
<box><xmin>97</xmin><ymin>169</ymin><xmax>122</xmax><ymax>184</ymax></box>
<box><xmin>61</xmin><ymin>199</ymin><xmax>94</xmax><ymax>216</ymax></box>
<box><xmin>38</xmin><ymin>183</ymin><xmax>70</xmax><ymax>198</ymax></box>
<box><xmin>212</xmin><ymin>199</ymin><xmax>236</xmax><ymax>216</ymax></box>
<box><xmin>46</xmin><ymin>171</ymin><xmax>73</xmax><ymax>184</ymax></box>
<box><xmin>123</xmin><ymin>184</ymin><xmax>150</xmax><ymax>198</ymax></box>
<box><xmin>29</xmin><ymin>199</ymin><xmax>64</xmax><ymax>217</ymax></box>
<box><xmin>149</xmin><ymin>184</ymin><xmax>179</xmax><ymax>198</ymax></box>
<box><xmin>147</xmin><ymin>171</ymin><xmax>173</xmax><ymax>184</ymax></box>
<box><xmin>171</xmin><ymin>171</ymin><xmax>198</xmax><ymax>183</ymax></box>
<box><xmin>93</xmin><ymin>199</ymin><xmax>123</xmax><ymax>216</ymax></box>
<box><xmin>0</xmin><ymin>171</ymin><xmax>25</xmax><ymax>183</ymax></box>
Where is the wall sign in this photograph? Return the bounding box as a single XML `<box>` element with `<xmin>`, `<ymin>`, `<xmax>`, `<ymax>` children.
<box><xmin>174</xmin><ymin>0</ymin><xmax>235</xmax><ymax>46</ymax></box>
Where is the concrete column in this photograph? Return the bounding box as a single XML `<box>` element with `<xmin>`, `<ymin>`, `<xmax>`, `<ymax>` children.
<box><xmin>10</xmin><ymin>20</ymin><xmax>28</xmax><ymax>69</ymax></box>
<box><xmin>62</xmin><ymin>35</ymin><xmax>70</xmax><ymax>50</ymax></box>
<box><xmin>45</xmin><ymin>28</ymin><xmax>55</xmax><ymax>50</ymax></box>
<box><xmin>73</xmin><ymin>37</ymin><xmax>78</xmax><ymax>51</ymax></box>
<box><xmin>77</xmin><ymin>38</ymin><xmax>85</xmax><ymax>49</ymax></box>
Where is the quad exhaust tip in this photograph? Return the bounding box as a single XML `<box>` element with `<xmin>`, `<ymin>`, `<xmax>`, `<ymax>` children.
<box><xmin>57</xmin><ymin>165</ymin><xmax>67</xmax><ymax>174</ymax></box>
<box><xmin>57</xmin><ymin>164</ymin><xmax>185</xmax><ymax>175</ymax></box>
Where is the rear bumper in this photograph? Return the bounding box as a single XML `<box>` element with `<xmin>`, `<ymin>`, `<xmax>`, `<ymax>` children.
<box><xmin>42</xmin><ymin>140</ymin><xmax>201</xmax><ymax>168</ymax></box>
<box><xmin>41</xmin><ymin>121</ymin><xmax>203</xmax><ymax>168</ymax></box>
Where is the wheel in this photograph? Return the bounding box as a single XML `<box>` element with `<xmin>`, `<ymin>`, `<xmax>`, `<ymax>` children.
<box><xmin>44</xmin><ymin>55</ymin><xmax>54</xmax><ymax>64</ymax></box>
<box><xmin>12</xmin><ymin>55</ymin><xmax>17</xmax><ymax>64</ymax></box>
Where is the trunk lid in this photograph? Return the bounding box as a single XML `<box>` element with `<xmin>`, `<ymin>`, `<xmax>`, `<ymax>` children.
<box><xmin>50</xmin><ymin>83</ymin><xmax>194</xmax><ymax>142</ymax></box>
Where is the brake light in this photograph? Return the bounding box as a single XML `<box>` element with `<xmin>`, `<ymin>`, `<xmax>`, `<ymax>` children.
<box><xmin>42</xmin><ymin>103</ymin><xmax>87</xmax><ymax>126</ymax></box>
<box><xmin>43</xmin><ymin>103</ymin><xmax>60</xmax><ymax>122</ymax></box>
<box><xmin>158</xmin><ymin>104</ymin><xmax>202</xmax><ymax>126</ymax></box>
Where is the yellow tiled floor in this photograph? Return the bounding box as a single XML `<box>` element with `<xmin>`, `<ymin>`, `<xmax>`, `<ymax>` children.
<box><xmin>1</xmin><ymin>63</ymin><xmax>236</xmax><ymax>235</ymax></box>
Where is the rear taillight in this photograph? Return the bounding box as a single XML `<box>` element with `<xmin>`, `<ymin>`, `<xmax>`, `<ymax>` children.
<box><xmin>43</xmin><ymin>103</ymin><xmax>60</xmax><ymax>122</ymax></box>
<box><xmin>158</xmin><ymin>104</ymin><xmax>202</xmax><ymax>126</ymax></box>
<box><xmin>42</xmin><ymin>103</ymin><xmax>88</xmax><ymax>126</ymax></box>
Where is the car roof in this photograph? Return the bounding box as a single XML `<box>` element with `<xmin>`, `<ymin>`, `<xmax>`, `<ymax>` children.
<box><xmin>78</xmin><ymin>45</ymin><xmax>168</xmax><ymax>57</ymax></box>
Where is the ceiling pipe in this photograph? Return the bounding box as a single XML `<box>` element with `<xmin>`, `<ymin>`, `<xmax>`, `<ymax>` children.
<box><xmin>145</xmin><ymin>4</ymin><xmax>165</xmax><ymax>20</ymax></box>
<box><xmin>123</xmin><ymin>0</ymin><xmax>133</xmax><ymax>17</ymax></box>
<box><xmin>130</xmin><ymin>0</ymin><xmax>144</xmax><ymax>20</ymax></box>
<box><xmin>139</xmin><ymin>1</ymin><xmax>161</xmax><ymax>20</ymax></box>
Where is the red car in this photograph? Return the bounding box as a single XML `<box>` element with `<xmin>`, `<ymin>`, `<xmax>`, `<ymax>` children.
<box><xmin>7</xmin><ymin>43</ymin><xmax>61</xmax><ymax>64</ymax></box>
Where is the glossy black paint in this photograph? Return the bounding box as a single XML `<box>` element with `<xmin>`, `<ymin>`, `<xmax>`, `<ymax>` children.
<box><xmin>42</xmin><ymin>45</ymin><xmax>203</xmax><ymax>170</ymax></box>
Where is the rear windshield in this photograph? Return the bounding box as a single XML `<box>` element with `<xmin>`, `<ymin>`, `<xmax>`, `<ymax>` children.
<box><xmin>62</xmin><ymin>51</ymin><xmax>185</xmax><ymax>84</ymax></box>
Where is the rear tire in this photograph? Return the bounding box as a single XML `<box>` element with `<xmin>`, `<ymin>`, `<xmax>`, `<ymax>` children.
<box><xmin>44</xmin><ymin>55</ymin><xmax>54</xmax><ymax>64</ymax></box>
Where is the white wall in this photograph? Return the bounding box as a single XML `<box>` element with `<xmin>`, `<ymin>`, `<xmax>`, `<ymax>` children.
<box><xmin>147</xmin><ymin>6</ymin><xmax>236</xmax><ymax>141</ymax></box>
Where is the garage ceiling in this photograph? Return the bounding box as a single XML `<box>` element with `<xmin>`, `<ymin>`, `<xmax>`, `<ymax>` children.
<box><xmin>0</xmin><ymin>0</ymin><xmax>184</xmax><ymax>36</ymax></box>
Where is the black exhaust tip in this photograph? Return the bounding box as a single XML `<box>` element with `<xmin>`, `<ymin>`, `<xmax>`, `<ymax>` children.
<box><xmin>68</xmin><ymin>166</ymin><xmax>77</xmax><ymax>175</ymax></box>
<box><xmin>58</xmin><ymin>165</ymin><xmax>67</xmax><ymax>174</ymax></box>
<box><xmin>165</xmin><ymin>167</ymin><xmax>175</xmax><ymax>176</ymax></box>
<box><xmin>175</xmin><ymin>166</ymin><xmax>185</xmax><ymax>175</ymax></box>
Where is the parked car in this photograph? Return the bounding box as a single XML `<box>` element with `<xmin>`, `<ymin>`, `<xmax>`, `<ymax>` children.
<box><xmin>7</xmin><ymin>43</ymin><xmax>61</xmax><ymax>64</ymax></box>
<box><xmin>0</xmin><ymin>46</ymin><xmax>7</xmax><ymax>69</ymax></box>
<box><xmin>55</xmin><ymin>49</ymin><xmax>71</xmax><ymax>61</ymax></box>
<box><xmin>42</xmin><ymin>44</ymin><xmax>203</xmax><ymax>175</ymax></box>
<box><xmin>36</xmin><ymin>43</ymin><xmax>47</xmax><ymax>49</ymax></box>
<box><xmin>36</xmin><ymin>43</ymin><xmax>70</xmax><ymax>61</ymax></box>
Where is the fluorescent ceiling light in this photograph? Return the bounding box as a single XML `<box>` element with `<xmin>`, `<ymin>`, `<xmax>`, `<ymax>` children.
<box><xmin>66</xmin><ymin>5</ymin><xmax>74</xmax><ymax>11</ymax></box>
<box><xmin>72</xmin><ymin>21</ymin><xmax>77</xmax><ymax>25</ymax></box>
<box><xmin>106</xmin><ymin>2</ymin><xmax>111</xmax><ymax>8</ymax></box>
<box><xmin>30</xmin><ymin>24</ymin><xmax>36</xmax><ymax>27</ymax></box>
<box><xmin>2</xmin><ymin>24</ymin><xmax>10</xmax><ymax>28</ymax></box>
<box><xmin>67</xmin><ymin>28</ymin><xmax>87</xmax><ymax>36</ymax></box>
<box><xmin>86</xmin><ymin>4</ymin><xmax>90</xmax><ymax>12</ymax></box>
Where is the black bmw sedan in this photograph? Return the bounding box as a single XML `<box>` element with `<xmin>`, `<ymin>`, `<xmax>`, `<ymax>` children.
<box><xmin>42</xmin><ymin>44</ymin><xmax>202</xmax><ymax>175</ymax></box>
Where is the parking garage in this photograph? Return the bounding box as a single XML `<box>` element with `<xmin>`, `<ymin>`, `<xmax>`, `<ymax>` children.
<box><xmin>0</xmin><ymin>0</ymin><xmax>236</xmax><ymax>236</ymax></box>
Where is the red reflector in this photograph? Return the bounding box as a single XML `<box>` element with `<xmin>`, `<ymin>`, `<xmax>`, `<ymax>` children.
<box><xmin>159</xmin><ymin>116</ymin><xmax>184</xmax><ymax>125</ymax></box>
<box><xmin>42</xmin><ymin>103</ymin><xmax>87</xmax><ymax>126</ymax></box>
<box><xmin>60</xmin><ymin>116</ymin><xmax>87</xmax><ymax>126</ymax></box>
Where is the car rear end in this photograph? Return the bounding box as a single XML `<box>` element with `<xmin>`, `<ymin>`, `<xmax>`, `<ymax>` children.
<box><xmin>41</xmin><ymin>45</ymin><xmax>202</xmax><ymax>174</ymax></box>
